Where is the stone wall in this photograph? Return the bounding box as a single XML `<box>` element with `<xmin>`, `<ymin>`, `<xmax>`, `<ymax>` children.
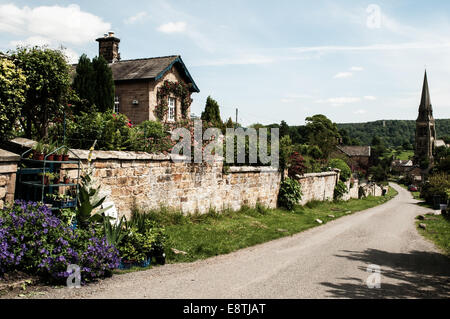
<box><xmin>297</xmin><ymin>171</ymin><xmax>340</xmax><ymax>205</ymax></box>
<box><xmin>0</xmin><ymin>149</ymin><xmax>20</xmax><ymax>209</ymax></box>
<box><xmin>62</xmin><ymin>150</ymin><xmax>281</xmax><ymax>217</ymax></box>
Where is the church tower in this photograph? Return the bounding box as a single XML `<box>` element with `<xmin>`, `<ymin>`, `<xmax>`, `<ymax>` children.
<box><xmin>414</xmin><ymin>71</ymin><xmax>436</xmax><ymax>166</ymax></box>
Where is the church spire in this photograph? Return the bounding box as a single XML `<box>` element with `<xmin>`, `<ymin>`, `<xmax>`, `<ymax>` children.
<box><xmin>417</xmin><ymin>70</ymin><xmax>433</xmax><ymax>121</ymax></box>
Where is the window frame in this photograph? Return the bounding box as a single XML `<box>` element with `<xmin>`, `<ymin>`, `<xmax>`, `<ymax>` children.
<box><xmin>168</xmin><ymin>97</ymin><xmax>176</xmax><ymax>122</ymax></box>
<box><xmin>114</xmin><ymin>96</ymin><xmax>120</xmax><ymax>113</ymax></box>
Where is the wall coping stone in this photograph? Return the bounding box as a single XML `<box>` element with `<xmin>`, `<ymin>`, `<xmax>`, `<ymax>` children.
<box><xmin>228</xmin><ymin>166</ymin><xmax>279</xmax><ymax>173</ymax></box>
<box><xmin>297</xmin><ymin>171</ymin><xmax>339</xmax><ymax>179</ymax></box>
<box><xmin>0</xmin><ymin>149</ymin><xmax>20</xmax><ymax>162</ymax></box>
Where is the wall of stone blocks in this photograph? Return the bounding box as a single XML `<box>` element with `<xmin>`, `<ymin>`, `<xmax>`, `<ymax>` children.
<box><xmin>0</xmin><ymin>150</ymin><xmax>20</xmax><ymax>210</ymax></box>
<box><xmin>297</xmin><ymin>171</ymin><xmax>340</xmax><ymax>205</ymax></box>
<box><xmin>61</xmin><ymin>150</ymin><xmax>282</xmax><ymax>217</ymax></box>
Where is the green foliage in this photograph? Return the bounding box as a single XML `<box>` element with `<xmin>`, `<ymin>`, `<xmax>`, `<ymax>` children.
<box><xmin>72</xmin><ymin>54</ymin><xmax>96</xmax><ymax>112</ymax></box>
<box><xmin>278</xmin><ymin>178</ymin><xmax>302</xmax><ymax>210</ymax></box>
<box><xmin>92</xmin><ymin>55</ymin><xmax>115</xmax><ymax>113</ymax></box>
<box><xmin>334</xmin><ymin>180</ymin><xmax>348</xmax><ymax>201</ymax></box>
<box><xmin>305</xmin><ymin>114</ymin><xmax>341</xmax><ymax>159</ymax></box>
<box><xmin>102</xmin><ymin>216</ymin><xmax>127</xmax><ymax>247</ymax></box>
<box><xmin>420</xmin><ymin>173</ymin><xmax>450</xmax><ymax>205</ymax></box>
<box><xmin>279</xmin><ymin>135</ymin><xmax>293</xmax><ymax>172</ymax></box>
<box><xmin>328</xmin><ymin>158</ymin><xmax>351</xmax><ymax>182</ymax></box>
<box><xmin>10</xmin><ymin>46</ymin><xmax>71</xmax><ymax>139</ymax></box>
<box><xmin>76</xmin><ymin>174</ymin><xmax>110</xmax><ymax>228</ymax></box>
<box><xmin>0</xmin><ymin>57</ymin><xmax>27</xmax><ymax>141</ymax></box>
<box><xmin>369</xmin><ymin>164</ymin><xmax>388</xmax><ymax>182</ymax></box>
<box><xmin>337</xmin><ymin>120</ymin><xmax>450</xmax><ymax>148</ymax></box>
<box><xmin>201</xmin><ymin>96</ymin><xmax>223</xmax><ymax>128</ymax></box>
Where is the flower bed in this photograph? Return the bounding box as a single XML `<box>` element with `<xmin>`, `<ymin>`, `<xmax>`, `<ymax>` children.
<box><xmin>0</xmin><ymin>201</ymin><xmax>120</xmax><ymax>284</ymax></box>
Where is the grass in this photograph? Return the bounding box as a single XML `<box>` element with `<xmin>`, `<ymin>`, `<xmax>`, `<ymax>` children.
<box><xmin>416</xmin><ymin>214</ymin><xmax>450</xmax><ymax>256</ymax></box>
<box><xmin>383</xmin><ymin>149</ymin><xmax>414</xmax><ymax>161</ymax></box>
<box><xmin>157</xmin><ymin>187</ymin><xmax>398</xmax><ymax>264</ymax></box>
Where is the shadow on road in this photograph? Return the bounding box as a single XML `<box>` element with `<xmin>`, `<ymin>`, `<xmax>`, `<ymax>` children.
<box><xmin>320</xmin><ymin>249</ymin><xmax>450</xmax><ymax>299</ymax></box>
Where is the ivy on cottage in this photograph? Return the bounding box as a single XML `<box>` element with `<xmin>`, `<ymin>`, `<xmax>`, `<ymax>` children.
<box><xmin>155</xmin><ymin>80</ymin><xmax>193</xmax><ymax>121</ymax></box>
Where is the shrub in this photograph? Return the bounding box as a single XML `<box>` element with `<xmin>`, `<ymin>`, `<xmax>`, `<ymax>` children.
<box><xmin>0</xmin><ymin>201</ymin><xmax>119</xmax><ymax>283</ymax></box>
<box><xmin>420</xmin><ymin>173</ymin><xmax>450</xmax><ymax>205</ymax></box>
<box><xmin>278</xmin><ymin>178</ymin><xmax>302</xmax><ymax>210</ymax></box>
<box><xmin>334</xmin><ymin>181</ymin><xmax>349</xmax><ymax>201</ymax></box>
<box><xmin>288</xmin><ymin>152</ymin><xmax>306</xmax><ymax>178</ymax></box>
<box><xmin>328</xmin><ymin>158</ymin><xmax>351</xmax><ymax>182</ymax></box>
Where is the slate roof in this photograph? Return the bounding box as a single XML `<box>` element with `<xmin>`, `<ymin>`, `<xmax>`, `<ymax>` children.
<box><xmin>71</xmin><ymin>55</ymin><xmax>200</xmax><ymax>93</ymax></box>
<box><xmin>110</xmin><ymin>55</ymin><xmax>200</xmax><ymax>92</ymax></box>
<box><xmin>337</xmin><ymin>145</ymin><xmax>371</xmax><ymax>157</ymax></box>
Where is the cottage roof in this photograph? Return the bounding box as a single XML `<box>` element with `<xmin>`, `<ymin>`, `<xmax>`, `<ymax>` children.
<box><xmin>337</xmin><ymin>145</ymin><xmax>371</xmax><ymax>157</ymax></box>
<box><xmin>70</xmin><ymin>55</ymin><xmax>200</xmax><ymax>93</ymax></box>
<box><xmin>110</xmin><ymin>55</ymin><xmax>200</xmax><ymax>92</ymax></box>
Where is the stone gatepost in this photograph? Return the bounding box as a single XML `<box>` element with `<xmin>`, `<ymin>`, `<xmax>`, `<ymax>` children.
<box><xmin>0</xmin><ymin>149</ymin><xmax>20</xmax><ymax>209</ymax></box>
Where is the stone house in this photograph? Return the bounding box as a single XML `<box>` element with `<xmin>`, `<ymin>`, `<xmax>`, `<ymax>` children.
<box><xmin>96</xmin><ymin>32</ymin><xmax>200</xmax><ymax>124</ymax></box>
<box><xmin>334</xmin><ymin>145</ymin><xmax>371</xmax><ymax>173</ymax></box>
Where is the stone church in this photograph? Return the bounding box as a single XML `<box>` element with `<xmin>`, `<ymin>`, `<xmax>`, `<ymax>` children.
<box><xmin>96</xmin><ymin>32</ymin><xmax>200</xmax><ymax>124</ymax></box>
<box><xmin>414</xmin><ymin>71</ymin><xmax>447</xmax><ymax>167</ymax></box>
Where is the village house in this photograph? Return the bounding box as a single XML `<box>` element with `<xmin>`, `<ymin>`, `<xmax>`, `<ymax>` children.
<box><xmin>96</xmin><ymin>32</ymin><xmax>200</xmax><ymax>124</ymax></box>
<box><xmin>333</xmin><ymin>145</ymin><xmax>371</xmax><ymax>173</ymax></box>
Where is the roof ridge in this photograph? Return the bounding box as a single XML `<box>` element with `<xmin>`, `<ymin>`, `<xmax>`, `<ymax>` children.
<box><xmin>115</xmin><ymin>55</ymin><xmax>180</xmax><ymax>63</ymax></box>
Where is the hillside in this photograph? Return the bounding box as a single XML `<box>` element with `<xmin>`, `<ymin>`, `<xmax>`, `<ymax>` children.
<box><xmin>336</xmin><ymin>119</ymin><xmax>450</xmax><ymax>147</ymax></box>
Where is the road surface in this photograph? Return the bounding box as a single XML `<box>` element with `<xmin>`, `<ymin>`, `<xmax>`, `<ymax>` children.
<box><xmin>26</xmin><ymin>183</ymin><xmax>450</xmax><ymax>298</ymax></box>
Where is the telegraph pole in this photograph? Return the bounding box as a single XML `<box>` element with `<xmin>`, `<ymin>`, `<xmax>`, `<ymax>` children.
<box><xmin>235</xmin><ymin>108</ymin><xmax>238</xmax><ymax>129</ymax></box>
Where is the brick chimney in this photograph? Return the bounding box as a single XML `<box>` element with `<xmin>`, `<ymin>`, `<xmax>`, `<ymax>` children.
<box><xmin>96</xmin><ymin>31</ymin><xmax>121</xmax><ymax>63</ymax></box>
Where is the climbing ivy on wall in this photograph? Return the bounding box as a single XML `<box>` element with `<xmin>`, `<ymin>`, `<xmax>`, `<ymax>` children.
<box><xmin>155</xmin><ymin>80</ymin><xmax>193</xmax><ymax>121</ymax></box>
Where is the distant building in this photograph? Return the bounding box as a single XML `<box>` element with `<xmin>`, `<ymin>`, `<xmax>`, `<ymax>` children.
<box><xmin>334</xmin><ymin>145</ymin><xmax>371</xmax><ymax>173</ymax></box>
<box><xmin>94</xmin><ymin>32</ymin><xmax>200</xmax><ymax>124</ymax></box>
<box><xmin>391</xmin><ymin>159</ymin><xmax>414</xmax><ymax>174</ymax></box>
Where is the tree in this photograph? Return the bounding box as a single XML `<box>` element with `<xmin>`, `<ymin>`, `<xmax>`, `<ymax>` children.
<box><xmin>92</xmin><ymin>55</ymin><xmax>115</xmax><ymax>113</ymax></box>
<box><xmin>72</xmin><ymin>54</ymin><xmax>96</xmax><ymax>113</ymax></box>
<box><xmin>225</xmin><ymin>117</ymin><xmax>234</xmax><ymax>128</ymax></box>
<box><xmin>305</xmin><ymin>114</ymin><xmax>341</xmax><ymax>159</ymax></box>
<box><xmin>0</xmin><ymin>56</ymin><xmax>27</xmax><ymax>141</ymax></box>
<box><xmin>280</xmin><ymin>120</ymin><xmax>289</xmax><ymax>137</ymax></box>
<box><xmin>201</xmin><ymin>96</ymin><xmax>223</xmax><ymax>128</ymax></box>
<box><xmin>328</xmin><ymin>158</ymin><xmax>351</xmax><ymax>182</ymax></box>
<box><xmin>288</xmin><ymin>152</ymin><xmax>306</xmax><ymax>179</ymax></box>
<box><xmin>11</xmin><ymin>46</ymin><xmax>71</xmax><ymax>139</ymax></box>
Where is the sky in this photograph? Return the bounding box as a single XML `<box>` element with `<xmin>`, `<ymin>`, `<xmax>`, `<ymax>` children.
<box><xmin>1</xmin><ymin>0</ymin><xmax>450</xmax><ymax>126</ymax></box>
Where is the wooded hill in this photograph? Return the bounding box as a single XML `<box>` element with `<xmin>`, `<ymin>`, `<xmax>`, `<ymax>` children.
<box><xmin>336</xmin><ymin>119</ymin><xmax>450</xmax><ymax>147</ymax></box>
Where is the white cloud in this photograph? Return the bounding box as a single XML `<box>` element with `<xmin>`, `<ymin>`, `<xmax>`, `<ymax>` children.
<box><xmin>351</xmin><ymin>66</ymin><xmax>364</xmax><ymax>71</ymax></box>
<box><xmin>334</xmin><ymin>72</ymin><xmax>353</xmax><ymax>79</ymax></box>
<box><xmin>124</xmin><ymin>12</ymin><xmax>148</xmax><ymax>25</ymax></box>
<box><xmin>10</xmin><ymin>36</ymin><xmax>52</xmax><ymax>47</ymax></box>
<box><xmin>316</xmin><ymin>97</ymin><xmax>361</xmax><ymax>106</ymax></box>
<box><xmin>364</xmin><ymin>96</ymin><xmax>377</xmax><ymax>101</ymax></box>
<box><xmin>0</xmin><ymin>4</ymin><xmax>111</xmax><ymax>45</ymax></box>
<box><xmin>157</xmin><ymin>22</ymin><xmax>187</xmax><ymax>34</ymax></box>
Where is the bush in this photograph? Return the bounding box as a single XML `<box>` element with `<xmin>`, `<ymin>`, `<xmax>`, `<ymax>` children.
<box><xmin>278</xmin><ymin>178</ymin><xmax>302</xmax><ymax>210</ymax></box>
<box><xmin>288</xmin><ymin>152</ymin><xmax>306</xmax><ymax>178</ymax></box>
<box><xmin>420</xmin><ymin>173</ymin><xmax>450</xmax><ymax>205</ymax></box>
<box><xmin>328</xmin><ymin>159</ymin><xmax>351</xmax><ymax>182</ymax></box>
<box><xmin>0</xmin><ymin>201</ymin><xmax>119</xmax><ymax>283</ymax></box>
<box><xmin>334</xmin><ymin>181</ymin><xmax>348</xmax><ymax>201</ymax></box>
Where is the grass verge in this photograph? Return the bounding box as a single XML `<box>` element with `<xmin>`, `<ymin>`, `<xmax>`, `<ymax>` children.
<box><xmin>153</xmin><ymin>187</ymin><xmax>398</xmax><ymax>264</ymax></box>
<box><xmin>416</xmin><ymin>214</ymin><xmax>450</xmax><ymax>256</ymax></box>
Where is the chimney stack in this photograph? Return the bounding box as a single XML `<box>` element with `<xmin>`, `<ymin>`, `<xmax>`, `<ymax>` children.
<box><xmin>96</xmin><ymin>31</ymin><xmax>120</xmax><ymax>63</ymax></box>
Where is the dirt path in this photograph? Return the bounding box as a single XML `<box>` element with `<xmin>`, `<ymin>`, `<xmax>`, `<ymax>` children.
<box><xmin>5</xmin><ymin>183</ymin><xmax>450</xmax><ymax>299</ymax></box>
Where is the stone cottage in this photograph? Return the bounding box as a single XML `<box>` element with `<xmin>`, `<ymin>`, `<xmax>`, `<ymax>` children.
<box><xmin>334</xmin><ymin>145</ymin><xmax>371</xmax><ymax>173</ymax></box>
<box><xmin>96</xmin><ymin>32</ymin><xmax>200</xmax><ymax>124</ymax></box>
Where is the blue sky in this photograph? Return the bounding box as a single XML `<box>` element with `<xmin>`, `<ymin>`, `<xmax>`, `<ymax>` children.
<box><xmin>1</xmin><ymin>0</ymin><xmax>450</xmax><ymax>126</ymax></box>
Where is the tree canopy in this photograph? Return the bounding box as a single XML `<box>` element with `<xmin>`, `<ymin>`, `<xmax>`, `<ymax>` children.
<box><xmin>0</xmin><ymin>57</ymin><xmax>27</xmax><ymax>141</ymax></box>
<box><xmin>11</xmin><ymin>46</ymin><xmax>71</xmax><ymax>139</ymax></box>
<box><xmin>201</xmin><ymin>96</ymin><xmax>223</xmax><ymax>128</ymax></box>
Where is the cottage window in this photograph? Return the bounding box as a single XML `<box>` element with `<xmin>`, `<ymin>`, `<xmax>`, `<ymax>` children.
<box><xmin>168</xmin><ymin>97</ymin><xmax>176</xmax><ymax>122</ymax></box>
<box><xmin>114</xmin><ymin>96</ymin><xmax>120</xmax><ymax>113</ymax></box>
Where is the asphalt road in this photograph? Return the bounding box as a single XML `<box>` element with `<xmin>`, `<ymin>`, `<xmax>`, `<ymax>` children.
<box><xmin>29</xmin><ymin>183</ymin><xmax>450</xmax><ymax>299</ymax></box>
